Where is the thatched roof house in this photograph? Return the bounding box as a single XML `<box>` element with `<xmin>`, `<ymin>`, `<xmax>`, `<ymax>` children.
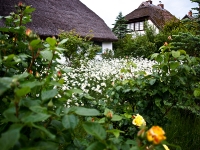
<box><xmin>182</xmin><ymin>10</ymin><xmax>195</xmax><ymax>20</ymax></box>
<box><xmin>0</xmin><ymin>0</ymin><xmax>117</xmax><ymax>51</ymax></box>
<box><xmin>125</xmin><ymin>0</ymin><xmax>176</xmax><ymax>34</ymax></box>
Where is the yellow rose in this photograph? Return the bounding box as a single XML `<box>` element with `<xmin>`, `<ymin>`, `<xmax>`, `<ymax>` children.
<box><xmin>132</xmin><ymin>114</ymin><xmax>146</xmax><ymax>127</ymax></box>
<box><xmin>146</xmin><ymin>126</ymin><xmax>166</xmax><ymax>144</ymax></box>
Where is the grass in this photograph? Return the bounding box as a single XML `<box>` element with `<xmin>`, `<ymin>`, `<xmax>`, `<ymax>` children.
<box><xmin>164</xmin><ymin>107</ymin><xmax>200</xmax><ymax>150</ymax></box>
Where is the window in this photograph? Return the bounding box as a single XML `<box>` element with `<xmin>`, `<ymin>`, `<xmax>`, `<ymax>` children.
<box><xmin>94</xmin><ymin>41</ymin><xmax>102</xmax><ymax>54</ymax></box>
<box><xmin>135</xmin><ymin>22</ymin><xmax>139</xmax><ymax>31</ymax></box>
<box><xmin>127</xmin><ymin>21</ymin><xmax>144</xmax><ymax>31</ymax></box>
<box><xmin>139</xmin><ymin>22</ymin><xmax>144</xmax><ymax>30</ymax></box>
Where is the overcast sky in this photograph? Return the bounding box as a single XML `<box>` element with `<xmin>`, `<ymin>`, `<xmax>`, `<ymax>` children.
<box><xmin>80</xmin><ymin>0</ymin><xmax>198</xmax><ymax>28</ymax></box>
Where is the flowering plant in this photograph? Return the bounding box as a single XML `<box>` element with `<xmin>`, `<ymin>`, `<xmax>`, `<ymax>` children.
<box><xmin>132</xmin><ymin>114</ymin><xmax>170</xmax><ymax>150</ymax></box>
<box><xmin>132</xmin><ymin>114</ymin><xmax>146</xmax><ymax>127</ymax></box>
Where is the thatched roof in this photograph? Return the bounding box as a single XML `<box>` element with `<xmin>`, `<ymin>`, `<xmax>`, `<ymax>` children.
<box><xmin>125</xmin><ymin>1</ymin><xmax>176</xmax><ymax>29</ymax></box>
<box><xmin>0</xmin><ymin>0</ymin><xmax>117</xmax><ymax>42</ymax></box>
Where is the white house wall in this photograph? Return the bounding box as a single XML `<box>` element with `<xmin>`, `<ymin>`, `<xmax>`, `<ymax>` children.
<box><xmin>147</xmin><ymin>20</ymin><xmax>159</xmax><ymax>34</ymax></box>
<box><xmin>102</xmin><ymin>42</ymin><xmax>113</xmax><ymax>53</ymax></box>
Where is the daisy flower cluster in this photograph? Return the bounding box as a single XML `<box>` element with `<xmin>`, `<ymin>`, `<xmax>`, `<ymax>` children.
<box><xmin>61</xmin><ymin>57</ymin><xmax>155</xmax><ymax>101</ymax></box>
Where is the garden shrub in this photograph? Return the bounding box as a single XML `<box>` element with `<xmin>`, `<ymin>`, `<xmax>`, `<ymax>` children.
<box><xmin>106</xmin><ymin>40</ymin><xmax>200</xmax><ymax>130</ymax></box>
<box><xmin>113</xmin><ymin>23</ymin><xmax>157</xmax><ymax>58</ymax></box>
<box><xmin>0</xmin><ymin>3</ymin><xmax>173</xmax><ymax>150</ymax></box>
<box><xmin>58</xmin><ymin>30</ymin><xmax>101</xmax><ymax>68</ymax></box>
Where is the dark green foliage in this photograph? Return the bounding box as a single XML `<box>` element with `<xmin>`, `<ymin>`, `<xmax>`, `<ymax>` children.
<box><xmin>108</xmin><ymin>44</ymin><xmax>200</xmax><ymax>128</ymax></box>
<box><xmin>0</xmin><ymin>4</ymin><xmax>116</xmax><ymax>150</ymax></box>
<box><xmin>112</xmin><ymin>12</ymin><xmax>130</xmax><ymax>39</ymax></box>
<box><xmin>113</xmin><ymin>23</ymin><xmax>157</xmax><ymax>58</ymax></box>
<box><xmin>171</xmin><ymin>32</ymin><xmax>200</xmax><ymax>57</ymax></box>
<box><xmin>165</xmin><ymin>107</ymin><xmax>200</xmax><ymax>150</ymax></box>
<box><xmin>1</xmin><ymin>2</ymin><xmax>200</xmax><ymax>150</ymax></box>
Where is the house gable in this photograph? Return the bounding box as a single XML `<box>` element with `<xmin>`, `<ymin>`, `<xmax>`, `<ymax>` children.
<box><xmin>125</xmin><ymin>0</ymin><xmax>176</xmax><ymax>34</ymax></box>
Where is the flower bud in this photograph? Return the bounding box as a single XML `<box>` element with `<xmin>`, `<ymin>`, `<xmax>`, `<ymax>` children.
<box><xmin>26</xmin><ymin>29</ymin><xmax>32</xmax><ymax>36</ymax></box>
<box><xmin>164</xmin><ymin>42</ymin><xmax>168</xmax><ymax>46</ymax></box>
<box><xmin>35</xmin><ymin>72</ymin><xmax>40</xmax><ymax>78</ymax></box>
<box><xmin>18</xmin><ymin>2</ymin><xmax>23</xmax><ymax>7</ymax></box>
<box><xmin>106</xmin><ymin>111</ymin><xmax>113</xmax><ymax>118</ymax></box>
<box><xmin>168</xmin><ymin>36</ymin><xmax>172</xmax><ymax>40</ymax></box>
<box><xmin>29</xmin><ymin>70</ymin><xmax>33</xmax><ymax>74</ymax></box>
<box><xmin>137</xmin><ymin>128</ymin><xmax>146</xmax><ymax>139</ymax></box>
<box><xmin>57</xmin><ymin>71</ymin><xmax>62</xmax><ymax>78</ymax></box>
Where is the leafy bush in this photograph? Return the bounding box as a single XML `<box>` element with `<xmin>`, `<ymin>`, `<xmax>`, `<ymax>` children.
<box><xmin>170</xmin><ymin>32</ymin><xmax>200</xmax><ymax>57</ymax></box>
<box><xmin>113</xmin><ymin>23</ymin><xmax>157</xmax><ymax>58</ymax></box>
<box><xmin>58</xmin><ymin>30</ymin><xmax>101</xmax><ymax>68</ymax></box>
<box><xmin>107</xmin><ymin>41</ymin><xmax>200</xmax><ymax>130</ymax></box>
<box><xmin>0</xmin><ymin>3</ymin><xmax>173</xmax><ymax>150</ymax></box>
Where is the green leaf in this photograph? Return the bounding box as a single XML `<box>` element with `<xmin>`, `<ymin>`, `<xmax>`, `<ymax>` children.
<box><xmin>84</xmin><ymin>94</ymin><xmax>95</xmax><ymax>100</ymax></box>
<box><xmin>0</xmin><ymin>27</ymin><xmax>9</xmax><ymax>32</ymax></box>
<box><xmin>29</xmin><ymin>106</ymin><xmax>47</xmax><ymax>113</ymax></box>
<box><xmin>155</xmin><ymin>98</ymin><xmax>161</xmax><ymax>107</ymax></box>
<box><xmin>124</xmin><ymin>113</ymin><xmax>132</xmax><ymax>119</ymax></box>
<box><xmin>74</xmin><ymin>107</ymin><xmax>100</xmax><ymax>116</ymax></box>
<box><xmin>156</xmin><ymin>55</ymin><xmax>163</xmax><ymax>63</ymax></box>
<box><xmin>32</xmin><ymin>124</ymin><xmax>55</xmax><ymax>139</ymax></box>
<box><xmin>3</xmin><ymin>107</ymin><xmax>19</xmax><ymax>122</ymax></box>
<box><xmin>14</xmin><ymin>87</ymin><xmax>31</xmax><ymax>97</ymax></box>
<box><xmin>0</xmin><ymin>124</ymin><xmax>23</xmax><ymax>150</ymax></box>
<box><xmin>149</xmin><ymin>78</ymin><xmax>156</xmax><ymax>85</ymax></box>
<box><xmin>179</xmin><ymin>50</ymin><xmax>186</xmax><ymax>55</ymax></box>
<box><xmin>49</xmin><ymin>81</ymin><xmax>62</xmax><ymax>86</ymax></box>
<box><xmin>58</xmin><ymin>39</ymin><xmax>68</xmax><ymax>45</ymax></box>
<box><xmin>70</xmin><ymin>88</ymin><xmax>83</xmax><ymax>94</ymax></box>
<box><xmin>3</xmin><ymin>54</ymin><xmax>15</xmax><ymax>61</ymax></box>
<box><xmin>66</xmin><ymin>89</ymin><xmax>83</xmax><ymax>97</ymax></box>
<box><xmin>172</xmin><ymin>50</ymin><xmax>180</xmax><ymax>58</ymax></box>
<box><xmin>13</xmin><ymin>72</ymin><xmax>29</xmax><ymax>80</ymax></box>
<box><xmin>40</xmin><ymin>50</ymin><xmax>53</xmax><ymax>61</ymax></box>
<box><xmin>86</xmin><ymin>142</ymin><xmax>106</xmax><ymax>150</ymax></box>
<box><xmin>107</xmin><ymin>129</ymin><xmax>124</xmax><ymax>138</ymax></box>
<box><xmin>22</xmin><ymin>99</ymin><xmax>41</xmax><ymax>107</ymax></box>
<box><xmin>150</xmin><ymin>53</ymin><xmax>159</xmax><ymax>60</ymax></box>
<box><xmin>20</xmin><ymin>80</ymin><xmax>44</xmax><ymax>88</ymax></box>
<box><xmin>46</xmin><ymin>37</ymin><xmax>57</xmax><ymax>47</ymax></box>
<box><xmin>30</xmin><ymin>39</ymin><xmax>41</xmax><ymax>48</ymax></box>
<box><xmin>194</xmin><ymin>89</ymin><xmax>200</xmax><ymax>97</ymax></box>
<box><xmin>0</xmin><ymin>77</ymin><xmax>12</xmax><ymax>95</ymax></box>
<box><xmin>51</xmin><ymin>120</ymin><xmax>63</xmax><ymax>130</ymax></box>
<box><xmin>24</xmin><ymin>6</ymin><xmax>35</xmax><ymax>14</ymax></box>
<box><xmin>170</xmin><ymin>62</ymin><xmax>180</xmax><ymax>70</ymax></box>
<box><xmin>98</xmin><ymin>117</ymin><xmax>105</xmax><ymax>123</ymax></box>
<box><xmin>111</xmin><ymin>115</ymin><xmax>122</xmax><ymax>121</ymax></box>
<box><xmin>83</xmin><ymin>122</ymin><xmax>106</xmax><ymax>140</ymax></box>
<box><xmin>62</xmin><ymin>114</ymin><xmax>79</xmax><ymax>129</ymax></box>
<box><xmin>21</xmin><ymin>113</ymin><xmax>50</xmax><ymax>123</ymax></box>
<box><xmin>41</xmin><ymin>89</ymin><xmax>58</xmax><ymax>101</ymax></box>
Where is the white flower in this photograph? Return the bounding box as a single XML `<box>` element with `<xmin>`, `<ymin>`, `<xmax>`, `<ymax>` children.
<box><xmin>100</xmin><ymin>82</ymin><xmax>106</xmax><ymax>87</ymax></box>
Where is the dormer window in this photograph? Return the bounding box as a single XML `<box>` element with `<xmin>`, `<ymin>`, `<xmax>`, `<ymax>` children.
<box><xmin>128</xmin><ymin>21</ymin><xmax>144</xmax><ymax>31</ymax></box>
